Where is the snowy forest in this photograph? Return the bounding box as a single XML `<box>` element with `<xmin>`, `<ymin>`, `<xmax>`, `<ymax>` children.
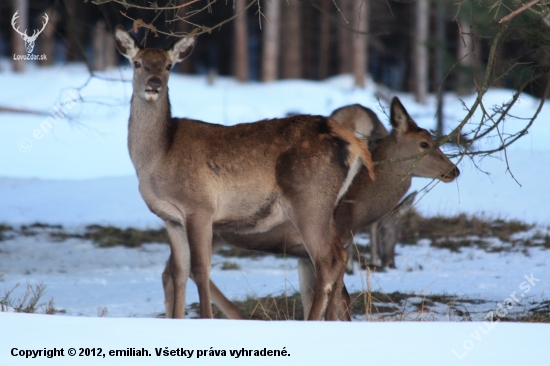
<box><xmin>2</xmin><ymin>0</ymin><xmax>550</xmax><ymax>98</ymax></box>
<box><xmin>1</xmin><ymin>1</ymin><xmax>550</xmax><ymax>365</ymax></box>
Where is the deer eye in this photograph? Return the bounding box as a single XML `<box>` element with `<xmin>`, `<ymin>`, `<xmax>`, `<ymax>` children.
<box><xmin>166</xmin><ymin>64</ymin><xmax>172</xmax><ymax>71</ymax></box>
<box><xmin>420</xmin><ymin>142</ymin><xmax>430</xmax><ymax>149</ymax></box>
<box><xmin>134</xmin><ymin>61</ymin><xmax>141</xmax><ymax>68</ymax></box>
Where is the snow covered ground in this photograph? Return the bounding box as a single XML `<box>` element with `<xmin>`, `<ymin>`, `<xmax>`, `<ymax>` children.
<box><xmin>1</xmin><ymin>62</ymin><xmax>549</xmax><ymax>364</ymax></box>
<box><xmin>2</xmin><ymin>311</ymin><xmax>548</xmax><ymax>366</ymax></box>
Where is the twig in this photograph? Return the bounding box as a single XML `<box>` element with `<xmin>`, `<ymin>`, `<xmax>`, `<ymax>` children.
<box><xmin>133</xmin><ymin>19</ymin><xmax>159</xmax><ymax>38</ymax></box>
<box><xmin>92</xmin><ymin>0</ymin><xmax>201</xmax><ymax>11</ymax></box>
<box><xmin>499</xmin><ymin>0</ymin><xmax>539</xmax><ymax>23</ymax></box>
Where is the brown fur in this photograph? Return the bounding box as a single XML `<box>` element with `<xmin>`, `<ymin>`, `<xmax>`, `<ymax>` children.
<box><xmin>114</xmin><ymin>25</ymin><xmax>373</xmax><ymax>320</ymax></box>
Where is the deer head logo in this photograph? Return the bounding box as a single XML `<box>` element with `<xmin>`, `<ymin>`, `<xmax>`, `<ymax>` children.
<box><xmin>12</xmin><ymin>11</ymin><xmax>49</xmax><ymax>54</ymax></box>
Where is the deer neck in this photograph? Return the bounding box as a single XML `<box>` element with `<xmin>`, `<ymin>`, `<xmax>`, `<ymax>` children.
<box><xmin>368</xmin><ymin>138</ymin><xmax>413</xmax><ymax>203</ymax></box>
<box><xmin>340</xmin><ymin>135</ymin><xmax>412</xmax><ymax>231</ymax></box>
<box><xmin>128</xmin><ymin>92</ymin><xmax>173</xmax><ymax>174</ymax></box>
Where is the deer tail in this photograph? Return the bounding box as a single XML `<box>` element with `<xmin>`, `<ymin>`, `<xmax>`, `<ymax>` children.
<box><xmin>328</xmin><ymin>118</ymin><xmax>375</xmax><ymax>181</ymax></box>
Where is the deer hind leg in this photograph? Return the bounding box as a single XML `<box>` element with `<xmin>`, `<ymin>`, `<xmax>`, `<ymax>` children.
<box><xmin>323</xmin><ymin>226</ymin><xmax>348</xmax><ymax>321</ymax></box>
<box><xmin>288</xmin><ymin>207</ymin><xmax>346</xmax><ymax>321</ymax></box>
<box><xmin>208</xmin><ymin>280</ymin><xmax>243</xmax><ymax>319</ymax></box>
<box><xmin>299</xmin><ymin>257</ymin><xmax>352</xmax><ymax>321</ymax></box>
<box><xmin>164</xmin><ymin>221</ymin><xmax>191</xmax><ymax>319</ymax></box>
<box><xmin>185</xmin><ymin>212</ymin><xmax>214</xmax><ymax>319</ymax></box>
<box><xmin>340</xmin><ymin>285</ymin><xmax>352</xmax><ymax>321</ymax></box>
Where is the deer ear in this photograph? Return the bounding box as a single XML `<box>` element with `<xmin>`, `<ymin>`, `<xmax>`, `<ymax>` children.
<box><xmin>166</xmin><ymin>36</ymin><xmax>195</xmax><ymax>64</ymax></box>
<box><xmin>114</xmin><ymin>25</ymin><xmax>141</xmax><ymax>60</ymax></box>
<box><xmin>390</xmin><ymin>97</ymin><xmax>416</xmax><ymax>134</ymax></box>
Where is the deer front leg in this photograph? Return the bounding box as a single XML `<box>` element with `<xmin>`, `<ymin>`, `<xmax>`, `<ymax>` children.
<box><xmin>163</xmin><ymin>257</ymin><xmax>243</xmax><ymax>319</ymax></box>
<box><xmin>163</xmin><ymin>234</ymin><xmax>242</xmax><ymax>319</ymax></box>
<box><xmin>186</xmin><ymin>213</ymin><xmax>214</xmax><ymax>319</ymax></box>
<box><xmin>206</xmin><ymin>233</ymin><xmax>243</xmax><ymax>319</ymax></box>
<box><xmin>164</xmin><ymin>221</ymin><xmax>190</xmax><ymax>319</ymax></box>
<box><xmin>162</xmin><ymin>255</ymin><xmax>174</xmax><ymax>318</ymax></box>
<box><xmin>298</xmin><ymin>258</ymin><xmax>316</xmax><ymax>320</ymax></box>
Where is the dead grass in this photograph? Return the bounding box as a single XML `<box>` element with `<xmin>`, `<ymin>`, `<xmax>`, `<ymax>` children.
<box><xmin>0</xmin><ymin>224</ymin><xmax>13</xmax><ymax>241</ymax></box>
<box><xmin>186</xmin><ymin>289</ymin><xmax>492</xmax><ymax>322</ymax></box>
<box><xmin>397</xmin><ymin>211</ymin><xmax>534</xmax><ymax>251</ymax></box>
<box><xmin>188</xmin><ymin>292</ymin><xmax>304</xmax><ymax>320</ymax></box>
<box><xmin>216</xmin><ymin>246</ymin><xmax>276</xmax><ymax>258</ymax></box>
<box><xmin>3</xmin><ymin>213</ymin><xmax>542</xmax><ymax>255</ymax></box>
<box><xmin>0</xmin><ymin>281</ymin><xmax>58</xmax><ymax>314</ymax></box>
<box><xmin>83</xmin><ymin>225</ymin><xmax>169</xmax><ymax>247</ymax></box>
<box><xmin>220</xmin><ymin>261</ymin><xmax>241</xmax><ymax>270</ymax></box>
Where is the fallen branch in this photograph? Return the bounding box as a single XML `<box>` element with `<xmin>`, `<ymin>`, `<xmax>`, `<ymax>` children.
<box><xmin>0</xmin><ymin>106</ymin><xmax>49</xmax><ymax>116</ymax></box>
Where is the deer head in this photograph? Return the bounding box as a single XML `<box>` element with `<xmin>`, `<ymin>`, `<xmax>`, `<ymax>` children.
<box><xmin>114</xmin><ymin>25</ymin><xmax>195</xmax><ymax>102</ymax></box>
<box><xmin>12</xmin><ymin>12</ymin><xmax>49</xmax><ymax>54</ymax></box>
<box><xmin>389</xmin><ymin>97</ymin><xmax>460</xmax><ymax>182</ymax></box>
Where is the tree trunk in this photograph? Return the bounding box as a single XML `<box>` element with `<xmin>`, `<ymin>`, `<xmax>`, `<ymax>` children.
<box><xmin>261</xmin><ymin>0</ymin><xmax>280</xmax><ymax>82</ymax></box>
<box><xmin>234</xmin><ymin>0</ymin><xmax>249</xmax><ymax>82</ymax></box>
<box><xmin>175</xmin><ymin>1</ymin><xmax>193</xmax><ymax>74</ymax></box>
<box><xmin>318</xmin><ymin>0</ymin><xmax>331</xmax><ymax>80</ymax></box>
<box><xmin>413</xmin><ymin>0</ymin><xmax>429</xmax><ymax>104</ymax></box>
<box><xmin>12</xmin><ymin>0</ymin><xmax>28</xmax><ymax>73</ymax></box>
<box><xmin>456</xmin><ymin>17</ymin><xmax>474</xmax><ymax>95</ymax></box>
<box><xmin>280</xmin><ymin>0</ymin><xmax>302</xmax><ymax>79</ymax></box>
<box><xmin>39</xmin><ymin>7</ymin><xmax>58</xmax><ymax>66</ymax></box>
<box><xmin>338</xmin><ymin>0</ymin><xmax>353</xmax><ymax>75</ymax></box>
<box><xmin>92</xmin><ymin>24</ymin><xmax>104</xmax><ymax>71</ymax></box>
<box><xmin>65</xmin><ymin>0</ymin><xmax>86</xmax><ymax>61</ymax></box>
<box><xmin>351</xmin><ymin>0</ymin><xmax>369</xmax><ymax>87</ymax></box>
<box><xmin>302</xmin><ymin>1</ymin><xmax>315</xmax><ymax>80</ymax></box>
<box><xmin>434</xmin><ymin>3</ymin><xmax>445</xmax><ymax>136</ymax></box>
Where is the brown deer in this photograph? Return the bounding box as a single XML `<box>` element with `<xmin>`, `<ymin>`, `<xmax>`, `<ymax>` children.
<box><xmin>114</xmin><ymin>26</ymin><xmax>374</xmax><ymax>320</ymax></box>
<box><xmin>163</xmin><ymin>98</ymin><xmax>460</xmax><ymax>320</ymax></box>
<box><xmin>332</xmin><ymin>105</ymin><xmax>418</xmax><ymax>272</ymax></box>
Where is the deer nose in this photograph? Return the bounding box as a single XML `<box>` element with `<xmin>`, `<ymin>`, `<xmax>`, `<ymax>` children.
<box><xmin>440</xmin><ymin>166</ymin><xmax>460</xmax><ymax>182</ymax></box>
<box><xmin>147</xmin><ymin>77</ymin><xmax>162</xmax><ymax>91</ymax></box>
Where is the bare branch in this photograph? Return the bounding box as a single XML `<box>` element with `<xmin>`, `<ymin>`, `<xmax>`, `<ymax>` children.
<box><xmin>499</xmin><ymin>0</ymin><xmax>540</xmax><ymax>23</ymax></box>
<box><xmin>92</xmin><ymin>0</ymin><xmax>201</xmax><ymax>11</ymax></box>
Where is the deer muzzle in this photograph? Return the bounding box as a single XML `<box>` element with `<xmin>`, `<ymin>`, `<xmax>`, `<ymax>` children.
<box><xmin>440</xmin><ymin>167</ymin><xmax>460</xmax><ymax>182</ymax></box>
<box><xmin>145</xmin><ymin>77</ymin><xmax>162</xmax><ymax>101</ymax></box>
